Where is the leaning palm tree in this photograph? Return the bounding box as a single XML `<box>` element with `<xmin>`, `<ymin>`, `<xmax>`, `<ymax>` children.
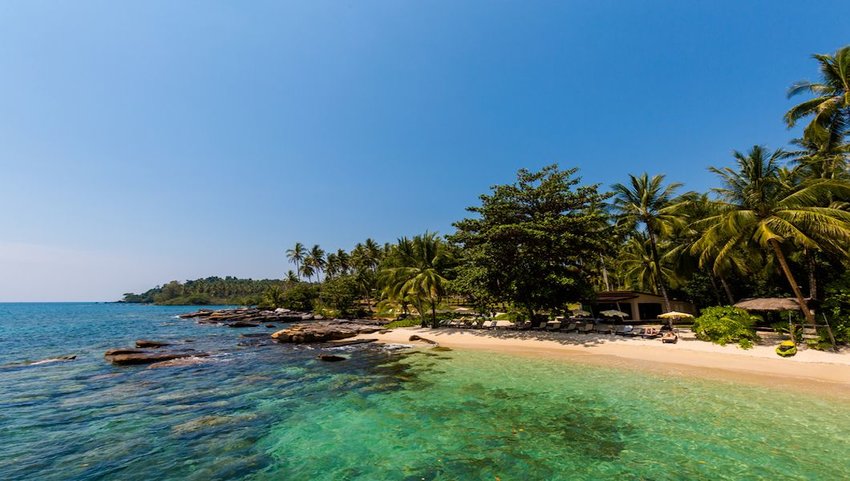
<box><xmin>785</xmin><ymin>46</ymin><xmax>850</xmax><ymax>145</ymax></box>
<box><xmin>285</xmin><ymin>270</ymin><xmax>299</xmax><ymax>283</ymax></box>
<box><xmin>379</xmin><ymin>233</ymin><xmax>452</xmax><ymax>328</ymax></box>
<box><xmin>285</xmin><ymin>242</ymin><xmax>306</xmax><ymax>281</ymax></box>
<box><xmin>611</xmin><ymin>173</ymin><xmax>683</xmax><ymax>311</ymax></box>
<box><xmin>692</xmin><ymin>145</ymin><xmax>850</xmax><ymax>327</ymax></box>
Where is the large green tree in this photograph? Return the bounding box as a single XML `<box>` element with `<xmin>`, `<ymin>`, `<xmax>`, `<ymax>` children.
<box><xmin>692</xmin><ymin>145</ymin><xmax>850</xmax><ymax>326</ymax></box>
<box><xmin>451</xmin><ymin>164</ymin><xmax>613</xmax><ymax>320</ymax></box>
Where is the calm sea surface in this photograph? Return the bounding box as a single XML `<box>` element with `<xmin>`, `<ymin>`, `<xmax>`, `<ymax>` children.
<box><xmin>1</xmin><ymin>303</ymin><xmax>849</xmax><ymax>480</ymax></box>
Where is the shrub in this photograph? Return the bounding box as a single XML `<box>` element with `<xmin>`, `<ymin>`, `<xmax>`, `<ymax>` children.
<box><xmin>282</xmin><ymin>283</ymin><xmax>320</xmax><ymax>312</ymax></box>
<box><xmin>692</xmin><ymin>306</ymin><xmax>760</xmax><ymax>349</ymax></box>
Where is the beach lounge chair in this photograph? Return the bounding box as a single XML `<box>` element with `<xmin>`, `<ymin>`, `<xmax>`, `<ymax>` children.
<box><xmin>562</xmin><ymin>322</ymin><xmax>577</xmax><ymax>333</ymax></box>
<box><xmin>628</xmin><ymin>326</ymin><xmax>644</xmax><ymax>337</ymax></box>
<box><xmin>661</xmin><ymin>330</ymin><xmax>678</xmax><ymax>343</ymax></box>
<box><xmin>486</xmin><ymin>320</ymin><xmax>498</xmax><ymax>329</ymax></box>
<box><xmin>578</xmin><ymin>322</ymin><xmax>594</xmax><ymax>334</ymax></box>
<box><xmin>641</xmin><ymin>326</ymin><xmax>660</xmax><ymax>339</ymax></box>
<box><xmin>595</xmin><ymin>323</ymin><xmax>613</xmax><ymax>334</ymax></box>
<box><xmin>532</xmin><ymin>320</ymin><xmax>548</xmax><ymax>330</ymax></box>
<box><xmin>614</xmin><ymin>325</ymin><xmax>626</xmax><ymax>335</ymax></box>
<box><xmin>514</xmin><ymin>320</ymin><xmax>533</xmax><ymax>330</ymax></box>
<box><xmin>546</xmin><ymin>320</ymin><xmax>561</xmax><ymax>331</ymax></box>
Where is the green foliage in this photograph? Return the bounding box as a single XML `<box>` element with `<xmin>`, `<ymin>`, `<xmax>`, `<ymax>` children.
<box><xmin>385</xmin><ymin>317</ymin><xmax>424</xmax><ymax>329</ymax></box>
<box><xmin>282</xmin><ymin>283</ymin><xmax>320</xmax><ymax>312</ymax></box>
<box><xmin>692</xmin><ymin>306</ymin><xmax>761</xmax><ymax>349</ymax></box>
<box><xmin>259</xmin><ymin>285</ymin><xmax>286</xmax><ymax>308</ymax></box>
<box><xmin>380</xmin><ymin>233</ymin><xmax>455</xmax><ymax>328</ymax></box>
<box><xmin>122</xmin><ymin>276</ymin><xmax>285</xmax><ymax>305</ymax></box>
<box><xmin>319</xmin><ymin>275</ymin><xmax>360</xmax><ymax>318</ymax></box>
<box><xmin>451</xmin><ymin>164</ymin><xmax>614</xmax><ymax>319</ymax></box>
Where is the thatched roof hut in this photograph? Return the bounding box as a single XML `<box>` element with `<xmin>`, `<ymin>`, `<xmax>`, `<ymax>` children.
<box><xmin>734</xmin><ymin>298</ymin><xmax>801</xmax><ymax>311</ymax></box>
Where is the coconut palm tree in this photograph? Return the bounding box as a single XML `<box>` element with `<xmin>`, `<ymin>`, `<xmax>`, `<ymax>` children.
<box><xmin>305</xmin><ymin>245</ymin><xmax>326</xmax><ymax>282</ymax></box>
<box><xmin>617</xmin><ymin>233</ymin><xmax>679</xmax><ymax>295</ymax></box>
<box><xmin>611</xmin><ymin>173</ymin><xmax>683</xmax><ymax>311</ymax></box>
<box><xmin>324</xmin><ymin>252</ymin><xmax>339</xmax><ymax>280</ymax></box>
<box><xmin>286</xmin><ymin>242</ymin><xmax>306</xmax><ymax>281</ymax></box>
<box><xmin>692</xmin><ymin>145</ymin><xmax>850</xmax><ymax>326</ymax></box>
<box><xmin>336</xmin><ymin>249</ymin><xmax>351</xmax><ymax>276</ymax></box>
<box><xmin>379</xmin><ymin>233</ymin><xmax>452</xmax><ymax>328</ymax></box>
<box><xmin>785</xmin><ymin>46</ymin><xmax>850</xmax><ymax>145</ymax></box>
<box><xmin>299</xmin><ymin>263</ymin><xmax>316</xmax><ymax>284</ymax></box>
<box><xmin>285</xmin><ymin>270</ymin><xmax>299</xmax><ymax>283</ymax></box>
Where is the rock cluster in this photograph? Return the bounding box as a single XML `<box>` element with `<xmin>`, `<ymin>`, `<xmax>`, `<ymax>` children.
<box><xmin>271</xmin><ymin>320</ymin><xmax>386</xmax><ymax>343</ymax></box>
<box><xmin>104</xmin><ymin>340</ymin><xmax>208</xmax><ymax>365</ymax></box>
<box><xmin>179</xmin><ymin>307</ymin><xmax>316</xmax><ymax>327</ymax></box>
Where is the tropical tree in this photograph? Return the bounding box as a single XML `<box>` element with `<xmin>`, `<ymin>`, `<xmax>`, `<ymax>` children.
<box><xmin>299</xmin><ymin>263</ymin><xmax>316</xmax><ymax>283</ymax></box>
<box><xmin>611</xmin><ymin>173</ymin><xmax>683</xmax><ymax>311</ymax></box>
<box><xmin>691</xmin><ymin>145</ymin><xmax>850</xmax><ymax>326</ymax></box>
<box><xmin>325</xmin><ymin>252</ymin><xmax>340</xmax><ymax>280</ymax></box>
<box><xmin>286</xmin><ymin>242</ymin><xmax>306</xmax><ymax>281</ymax></box>
<box><xmin>305</xmin><ymin>245</ymin><xmax>326</xmax><ymax>282</ymax></box>
<box><xmin>285</xmin><ymin>270</ymin><xmax>300</xmax><ymax>283</ymax></box>
<box><xmin>380</xmin><ymin>233</ymin><xmax>453</xmax><ymax>328</ymax></box>
<box><xmin>785</xmin><ymin>45</ymin><xmax>850</xmax><ymax>146</ymax></box>
<box><xmin>617</xmin><ymin>233</ymin><xmax>679</xmax><ymax>294</ymax></box>
<box><xmin>451</xmin><ymin>164</ymin><xmax>614</xmax><ymax>319</ymax></box>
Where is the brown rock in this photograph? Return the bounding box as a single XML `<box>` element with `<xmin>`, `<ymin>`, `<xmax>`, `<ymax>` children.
<box><xmin>135</xmin><ymin>340</ymin><xmax>171</xmax><ymax>348</ymax></box>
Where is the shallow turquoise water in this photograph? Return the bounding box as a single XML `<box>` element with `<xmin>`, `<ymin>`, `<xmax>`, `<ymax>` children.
<box><xmin>2</xmin><ymin>304</ymin><xmax>849</xmax><ymax>480</ymax></box>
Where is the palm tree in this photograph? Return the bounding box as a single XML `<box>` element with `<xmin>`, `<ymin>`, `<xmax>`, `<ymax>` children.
<box><xmin>305</xmin><ymin>245</ymin><xmax>326</xmax><ymax>282</ymax></box>
<box><xmin>286</xmin><ymin>243</ymin><xmax>306</xmax><ymax>281</ymax></box>
<box><xmin>617</xmin><ymin>233</ymin><xmax>678</xmax><ymax>294</ymax></box>
<box><xmin>325</xmin><ymin>252</ymin><xmax>339</xmax><ymax>280</ymax></box>
<box><xmin>285</xmin><ymin>270</ymin><xmax>299</xmax><ymax>283</ymax></box>
<box><xmin>336</xmin><ymin>249</ymin><xmax>351</xmax><ymax>275</ymax></box>
<box><xmin>785</xmin><ymin>46</ymin><xmax>850</xmax><ymax>145</ymax></box>
<box><xmin>692</xmin><ymin>145</ymin><xmax>850</xmax><ymax>326</ymax></box>
<box><xmin>379</xmin><ymin>233</ymin><xmax>452</xmax><ymax>328</ymax></box>
<box><xmin>612</xmin><ymin>173</ymin><xmax>683</xmax><ymax>311</ymax></box>
<box><xmin>299</xmin><ymin>263</ymin><xmax>315</xmax><ymax>283</ymax></box>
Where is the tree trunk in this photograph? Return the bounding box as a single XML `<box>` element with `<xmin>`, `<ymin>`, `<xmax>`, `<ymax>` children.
<box><xmin>431</xmin><ymin>303</ymin><xmax>438</xmax><ymax>328</ymax></box>
<box><xmin>647</xmin><ymin>229</ymin><xmax>672</xmax><ymax>312</ymax></box>
<box><xmin>806</xmin><ymin>251</ymin><xmax>818</xmax><ymax>300</ymax></box>
<box><xmin>719</xmin><ymin>274</ymin><xmax>735</xmax><ymax>305</ymax></box>
<box><xmin>769</xmin><ymin>239</ymin><xmax>816</xmax><ymax>327</ymax></box>
<box><xmin>707</xmin><ymin>272</ymin><xmax>723</xmax><ymax>305</ymax></box>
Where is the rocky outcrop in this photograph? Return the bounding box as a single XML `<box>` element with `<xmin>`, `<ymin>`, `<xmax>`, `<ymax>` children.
<box><xmin>179</xmin><ymin>307</ymin><xmax>315</xmax><ymax>327</ymax></box>
<box><xmin>271</xmin><ymin>320</ymin><xmax>385</xmax><ymax>343</ymax></box>
<box><xmin>409</xmin><ymin>335</ymin><xmax>439</xmax><ymax>345</ymax></box>
<box><xmin>104</xmin><ymin>348</ymin><xmax>208</xmax><ymax>365</ymax></box>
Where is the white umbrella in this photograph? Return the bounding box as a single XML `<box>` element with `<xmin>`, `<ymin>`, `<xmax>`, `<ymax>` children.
<box><xmin>571</xmin><ymin>309</ymin><xmax>591</xmax><ymax>317</ymax></box>
<box><xmin>600</xmin><ymin>310</ymin><xmax>628</xmax><ymax>318</ymax></box>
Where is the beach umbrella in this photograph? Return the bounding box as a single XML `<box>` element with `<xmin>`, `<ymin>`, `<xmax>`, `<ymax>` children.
<box><xmin>600</xmin><ymin>310</ymin><xmax>628</xmax><ymax>318</ymax></box>
<box><xmin>454</xmin><ymin>307</ymin><xmax>474</xmax><ymax>313</ymax></box>
<box><xmin>657</xmin><ymin>311</ymin><xmax>694</xmax><ymax>320</ymax></box>
<box><xmin>571</xmin><ymin>309</ymin><xmax>591</xmax><ymax>317</ymax></box>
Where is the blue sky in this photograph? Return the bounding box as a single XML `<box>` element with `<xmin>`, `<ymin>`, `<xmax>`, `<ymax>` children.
<box><xmin>1</xmin><ymin>1</ymin><xmax>848</xmax><ymax>301</ymax></box>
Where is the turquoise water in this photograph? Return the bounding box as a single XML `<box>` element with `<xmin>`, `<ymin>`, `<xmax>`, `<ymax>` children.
<box><xmin>2</xmin><ymin>303</ymin><xmax>849</xmax><ymax>480</ymax></box>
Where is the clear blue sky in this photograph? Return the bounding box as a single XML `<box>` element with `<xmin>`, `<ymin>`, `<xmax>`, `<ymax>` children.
<box><xmin>1</xmin><ymin>1</ymin><xmax>848</xmax><ymax>301</ymax></box>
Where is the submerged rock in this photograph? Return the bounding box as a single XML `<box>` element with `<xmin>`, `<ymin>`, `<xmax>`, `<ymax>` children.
<box><xmin>135</xmin><ymin>340</ymin><xmax>171</xmax><ymax>348</ymax></box>
<box><xmin>147</xmin><ymin>356</ymin><xmax>211</xmax><ymax>369</ymax></box>
<box><xmin>104</xmin><ymin>348</ymin><xmax>208</xmax><ymax>365</ymax></box>
<box><xmin>317</xmin><ymin>354</ymin><xmax>346</xmax><ymax>362</ymax></box>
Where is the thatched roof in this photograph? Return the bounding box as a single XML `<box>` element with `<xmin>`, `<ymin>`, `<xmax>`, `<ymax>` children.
<box><xmin>734</xmin><ymin>298</ymin><xmax>801</xmax><ymax>311</ymax></box>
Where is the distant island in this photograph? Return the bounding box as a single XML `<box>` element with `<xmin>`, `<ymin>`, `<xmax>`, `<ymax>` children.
<box><xmin>121</xmin><ymin>276</ymin><xmax>282</xmax><ymax>306</ymax></box>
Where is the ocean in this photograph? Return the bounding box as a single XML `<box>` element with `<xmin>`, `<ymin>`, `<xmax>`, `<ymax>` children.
<box><xmin>1</xmin><ymin>303</ymin><xmax>848</xmax><ymax>480</ymax></box>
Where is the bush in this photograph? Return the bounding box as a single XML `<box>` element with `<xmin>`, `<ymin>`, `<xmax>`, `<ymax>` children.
<box><xmin>385</xmin><ymin>317</ymin><xmax>424</xmax><ymax>329</ymax></box>
<box><xmin>282</xmin><ymin>283</ymin><xmax>320</xmax><ymax>312</ymax></box>
<box><xmin>319</xmin><ymin>276</ymin><xmax>359</xmax><ymax>318</ymax></box>
<box><xmin>692</xmin><ymin>306</ymin><xmax>760</xmax><ymax>349</ymax></box>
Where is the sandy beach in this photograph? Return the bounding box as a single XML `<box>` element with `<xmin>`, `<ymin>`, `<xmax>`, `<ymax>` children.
<box><xmin>359</xmin><ymin>327</ymin><xmax>850</xmax><ymax>396</ymax></box>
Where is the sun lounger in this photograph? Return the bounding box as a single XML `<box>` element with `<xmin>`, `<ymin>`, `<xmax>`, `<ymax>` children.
<box><xmin>514</xmin><ymin>320</ymin><xmax>532</xmax><ymax>330</ymax></box>
<box><xmin>578</xmin><ymin>322</ymin><xmax>594</xmax><ymax>333</ymax></box>
<box><xmin>562</xmin><ymin>322</ymin><xmax>577</xmax><ymax>332</ymax></box>
<box><xmin>628</xmin><ymin>326</ymin><xmax>644</xmax><ymax>337</ymax></box>
<box><xmin>486</xmin><ymin>320</ymin><xmax>498</xmax><ymax>329</ymax></box>
<box><xmin>595</xmin><ymin>323</ymin><xmax>613</xmax><ymax>334</ymax></box>
<box><xmin>532</xmin><ymin>320</ymin><xmax>548</xmax><ymax>330</ymax></box>
<box><xmin>614</xmin><ymin>325</ymin><xmax>627</xmax><ymax>335</ymax></box>
<box><xmin>641</xmin><ymin>326</ymin><xmax>660</xmax><ymax>338</ymax></box>
<box><xmin>546</xmin><ymin>321</ymin><xmax>561</xmax><ymax>331</ymax></box>
<box><xmin>661</xmin><ymin>331</ymin><xmax>678</xmax><ymax>343</ymax></box>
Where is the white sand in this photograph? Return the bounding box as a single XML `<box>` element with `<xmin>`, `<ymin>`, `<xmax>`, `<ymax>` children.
<box><xmin>357</xmin><ymin>327</ymin><xmax>850</xmax><ymax>396</ymax></box>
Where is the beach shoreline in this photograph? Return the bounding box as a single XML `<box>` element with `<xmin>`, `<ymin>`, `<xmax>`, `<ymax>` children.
<box><xmin>358</xmin><ymin>327</ymin><xmax>850</xmax><ymax>397</ymax></box>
